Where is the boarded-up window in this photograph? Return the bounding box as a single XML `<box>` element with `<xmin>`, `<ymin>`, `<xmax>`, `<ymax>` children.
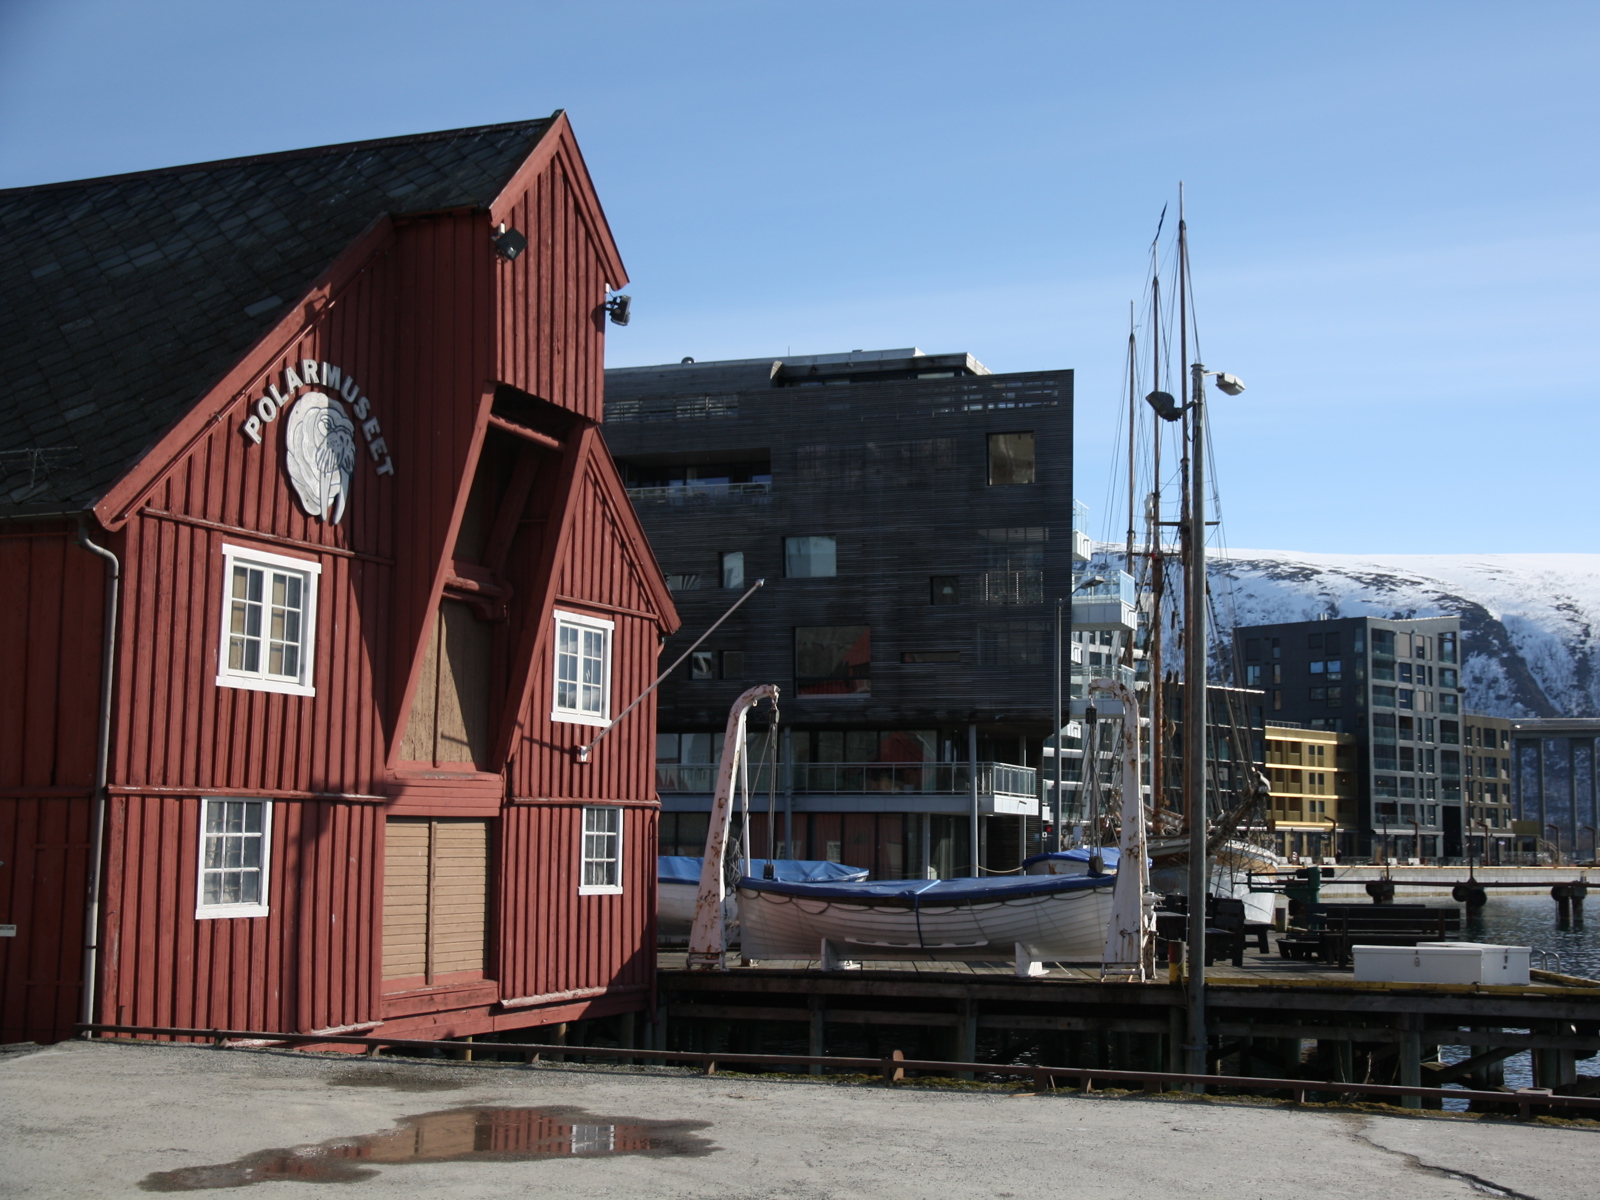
<box><xmin>400</xmin><ymin>600</ymin><xmax>492</xmax><ymax>766</ymax></box>
<box><xmin>383</xmin><ymin>818</ymin><xmax>490</xmax><ymax>985</ymax></box>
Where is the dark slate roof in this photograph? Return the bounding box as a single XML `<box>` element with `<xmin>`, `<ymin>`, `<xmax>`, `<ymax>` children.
<box><xmin>0</xmin><ymin>117</ymin><xmax>555</xmax><ymax>516</ymax></box>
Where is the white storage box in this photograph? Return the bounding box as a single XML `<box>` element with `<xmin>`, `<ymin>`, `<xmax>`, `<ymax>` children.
<box><xmin>1353</xmin><ymin>942</ymin><xmax>1530</xmax><ymax>985</ymax></box>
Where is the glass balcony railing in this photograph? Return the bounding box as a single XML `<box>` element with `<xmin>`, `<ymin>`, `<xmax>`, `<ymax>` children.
<box><xmin>655</xmin><ymin>761</ymin><xmax>1038</xmax><ymax>797</ymax></box>
<box><xmin>1074</xmin><ymin>570</ymin><xmax>1136</xmax><ymax>606</ymax></box>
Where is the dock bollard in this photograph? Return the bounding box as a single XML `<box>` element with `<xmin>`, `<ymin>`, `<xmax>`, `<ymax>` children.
<box><xmin>1553</xmin><ymin>884</ymin><xmax>1573</xmax><ymax>926</ymax></box>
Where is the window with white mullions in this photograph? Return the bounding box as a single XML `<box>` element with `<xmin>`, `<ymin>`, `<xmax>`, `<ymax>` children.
<box><xmin>218</xmin><ymin>543</ymin><xmax>320</xmax><ymax>696</ymax></box>
<box><xmin>580</xmin><ymin>805</ymin><xmax>623</xmax><ymax>894</ymax></box>
<box><xmin>196</xmin><ymin>797</ymin><xmax>271</xmax><ymax>918</ymax></box>
<box><xmin>229</xmin><ymin>565</ymin><xmax>304</xmax><ymax>677</ymax></box>
<box><xmin>552</xmin><ymin>610</ymin><xmax>613</xmax><ymax>726</ymax></box>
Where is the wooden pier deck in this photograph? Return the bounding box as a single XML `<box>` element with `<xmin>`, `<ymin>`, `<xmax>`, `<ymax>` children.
<box><xmin>654</xmin><ymin>946</ymin><xmax>1600</xmax><ymax>1101</ymax></box>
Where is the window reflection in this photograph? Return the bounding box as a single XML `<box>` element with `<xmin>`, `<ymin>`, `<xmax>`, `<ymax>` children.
<box><xmin>794</xmin><ymin>626</ymin><xmax>870</xmax><ymax>695</ymax></box>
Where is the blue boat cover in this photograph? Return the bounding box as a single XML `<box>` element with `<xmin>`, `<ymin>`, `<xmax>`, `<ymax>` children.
<box><xmin>736</xmin><ymin>872</ymin><xmax>1116</xmax><ymax>903</ymax></box>
<box><xmin>1021</xmin><ymin>847</ymin><xmax>1149</xmax><ymax>870</ymax></box>
<box><xmin>658</xmin><ymin>856</ymin><xmax>870</xmax><ymax>885</ymax></box>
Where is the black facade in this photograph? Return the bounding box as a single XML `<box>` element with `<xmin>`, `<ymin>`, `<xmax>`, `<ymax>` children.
<box><xmin>605</xmin><ymin>349</ymin><xmax>1075</xmax><ymax>877</ymax></box>
<box><xmin>1232</xmin><ymin>616</ymin><xmax>1466</xmax><ymax>861</ymax></box>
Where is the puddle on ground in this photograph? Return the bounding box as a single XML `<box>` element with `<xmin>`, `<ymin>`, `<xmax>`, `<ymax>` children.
<box><xmin>326</xmin><ymin>1069</ymin><xmax>467</xmax><ymax>1093</ymax></box>
<box><xmin>138</xmin><ymin>1106</ymin><xmax>716</xmax><ymax>1191</ymax></box>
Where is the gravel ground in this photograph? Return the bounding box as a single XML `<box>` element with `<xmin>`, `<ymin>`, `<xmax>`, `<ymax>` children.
<box><xmin>2</xmin><ymin>1039</ymin><xmax>1597</xmax><ymax>1199</ymax></box>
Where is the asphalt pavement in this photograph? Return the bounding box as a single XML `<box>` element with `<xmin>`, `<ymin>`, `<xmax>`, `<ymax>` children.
<box><xmin>2</xmin><ymin>1039</ymin><xmax>1597</xmax><ymax>1199</ymax></box>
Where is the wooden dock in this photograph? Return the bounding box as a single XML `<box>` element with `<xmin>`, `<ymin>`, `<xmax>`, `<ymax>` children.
<box><xmin>654</xmin><ymin>949</ymin><xmax>1600</xmax><ymax>1106</ymax></box>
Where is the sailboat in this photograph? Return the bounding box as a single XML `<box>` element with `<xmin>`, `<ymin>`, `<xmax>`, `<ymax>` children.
<box><xmin>1116</xmin><ymin>189</ymin><xmax>1282</xmax><ymax>931</ymax></box>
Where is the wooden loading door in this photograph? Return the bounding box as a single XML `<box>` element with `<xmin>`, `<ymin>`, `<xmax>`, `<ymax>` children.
<box><xmin>383</xmin><ymin>818</ymin><xmax>491</xmax><ymax>987</ymax></box>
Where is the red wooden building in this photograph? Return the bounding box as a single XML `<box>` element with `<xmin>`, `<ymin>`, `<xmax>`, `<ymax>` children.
<box><xmin>0</xmin><ymin>115</ymin><xmax>677</xmax><ymax>1045</ymax></box>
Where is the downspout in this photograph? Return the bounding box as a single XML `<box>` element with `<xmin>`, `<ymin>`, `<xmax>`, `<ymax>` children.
<box><xmin>76</xmin><ymin>517</ymin><xmax>119</xmax><ymax>1032</ymax></box>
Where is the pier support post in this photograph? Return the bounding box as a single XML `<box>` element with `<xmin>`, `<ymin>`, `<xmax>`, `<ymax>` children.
<box><xmin>957</xmin><ymin>999</ymin><xmax>978</xmax><ymax>1080</ymax></box>
<box><xmin>1398</xmin><ymin>1016</ymin><xmax>1422</xmax><ymax>1109</ymax></box>
<box><xmin>1533</xmin><ymin>1022</ymin><xmax>1579</xmax><ymax>1090</ymax></box>
<box><xmin>1167</xmin><ymin>1005</ymin><xmax>1184</xmax><ymax>1074</ymax></box>
<box><xmin>548</xmin><ymin>1021</ymin><xmax>568</xmax><ymax>1063</ymax></box>
<box><xmin>808</xmin><ymin>994</ymin><xmax>825</xmax><ymax>1075</ymax></box>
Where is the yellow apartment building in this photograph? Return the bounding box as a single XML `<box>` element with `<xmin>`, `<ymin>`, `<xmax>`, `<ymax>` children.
<box><xmin>1263</xmin><ymin>722</ymin><xmax>1360</xmax><ymax>861</ymax></box>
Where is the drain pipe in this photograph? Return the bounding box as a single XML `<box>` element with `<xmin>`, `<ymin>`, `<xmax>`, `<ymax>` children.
<box><xmin>76</xmin><ymin>516</ymin><xmax>119</xmax><ymax>1032</ymax></box>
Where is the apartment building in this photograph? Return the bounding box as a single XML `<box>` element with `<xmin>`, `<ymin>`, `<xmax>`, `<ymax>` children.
<box><xmin>1233</xmin><ymin>616</ymin><xmax>1466</xmax><ymax>861</ymax></box>
<box><xmin>1462</xmin><ymin>713</ymin><xmax>1515</xmax><ymax>861</ymax></box>
<box><xmin>1261</xmin><ymin>724</ymin><xmax>1359</xmax><ymax>860</ymax></box>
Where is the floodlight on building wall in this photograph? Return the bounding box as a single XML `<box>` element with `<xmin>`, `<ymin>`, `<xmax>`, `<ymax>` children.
<box><xmin>492</xmin><ymin>224</ymin><xmax>527</xmax><ymax>260</ymax></box>
<box><xmin>605</xmin><ymin>293</ymin><xmax>632</xmax><ymax>326</ymax></box>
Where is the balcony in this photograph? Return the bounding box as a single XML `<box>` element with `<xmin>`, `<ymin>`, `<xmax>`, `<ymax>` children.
<box><xmin>1072</xmin><ymin>571</ymin><xmax>1137</xmax><ymax>633</ymax></box>
<box><xmin>625</xmin><ymin>481</ymin><xmax>771</xmax><ymax>505</ymax></box>
<box><xmin>656</xmin><ymin>760</ymin><xmax>1038</xmax><ymax>814</ymax></box>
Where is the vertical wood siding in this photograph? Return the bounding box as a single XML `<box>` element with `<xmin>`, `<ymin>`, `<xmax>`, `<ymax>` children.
<box><xmin>0</xmin><ymin>525</ymin><xmax>108</xmax><ymax>1041</ymax></box>
<box><xmin>498</xmin><ymin>803</ymin><xmax>656</xmax><ymax>1002</ymax></box>
<box><xmin>494</xmin><ymin>141</ymin><xmax>614</xmax><ymax>424</ymax></box>
<box><xmin>511</xmin><ymin>458</ymin><xmax>666</xmax><ymax>803</ymax></box>
<box><xmin>98</xmin><ymin>795</ymin><xmax>380</xmax><ymax>1034</ymax></box>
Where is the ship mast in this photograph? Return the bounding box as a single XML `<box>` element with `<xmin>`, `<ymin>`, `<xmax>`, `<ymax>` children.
<box><xmin>1148</xmin><ymin>266</ymin><xmax>1166</xmax><ymax>822</ymax></box>
<box><xmin>1179</xmin><ymin>183</ymin><xmax>1211</xmax><ymax>1079</ymax></box>
<box><xmin>1126</xmin><ymin>302</ymin><xmax>1137</xmax><ymax>576</ymax></box>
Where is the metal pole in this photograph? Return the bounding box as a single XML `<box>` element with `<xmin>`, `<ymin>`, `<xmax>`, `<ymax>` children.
<box><xmin>1054</xmin><ymin>598</ymin><xmax>1065</xmax><ymax>853</ymax></box>
<box><xmin>76</xmin><ymin>519</ymin><xmax>119</xmax><ymax>1030</ymax></box>
<box><xmin>969</xmin><ymin>723</ymin><xmax>981</xmax><ymax>877</ymax></box>
<box><xmin>782</xmin><ymin>726</ymin><xmax>794</xmax><ymax>860</ymax></box>
<box><xmin>1184</xmin><ymin>359</ymin><xmax>1209</xmax><ymax>1079</ymax></box>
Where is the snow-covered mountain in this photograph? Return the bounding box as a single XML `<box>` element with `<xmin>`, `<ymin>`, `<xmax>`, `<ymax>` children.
<box><xmin>1126</xmin><ymin>550</ymin><xmax>1600</xmax><ymax>719</ymax></box>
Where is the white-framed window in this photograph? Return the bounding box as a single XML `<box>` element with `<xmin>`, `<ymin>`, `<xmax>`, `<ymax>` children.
<box><xmin>579</xmin><ymin>805</ymin><xmax>623</xmax><ymax>894</ymax></box>
<box><xmin>217</xmin><ymin>543</ymin><xmax>320</xmax><ymax>696</ymax></box>
<box><xmin>196</xmin><ymin>798</ymin><xmax>272</xmax><ymax>918</ymax></box>
<box><xmin>552</xmin><ymin>609</ymin><xmax>613</xmax><ymax>727</ymax></box>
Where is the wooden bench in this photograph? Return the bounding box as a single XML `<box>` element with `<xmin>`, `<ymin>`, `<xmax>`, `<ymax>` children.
<box><xmin>1278</xmin><ymin>903</ymin><xmax>1461</xmax><ymax>967</ymax></box>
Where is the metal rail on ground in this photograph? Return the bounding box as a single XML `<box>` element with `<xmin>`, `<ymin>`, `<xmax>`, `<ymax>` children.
<box><xmin>75</xmin><ymin>1023</ymin><xmax>1598</xmax><ymax>1119</ymax></box>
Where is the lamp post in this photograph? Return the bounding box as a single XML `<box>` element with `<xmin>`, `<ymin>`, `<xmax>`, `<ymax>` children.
<box><xmin>1181</xmin><ymin>361</ymin><xmax>1244</xmax><ymax>1080</ymax></box>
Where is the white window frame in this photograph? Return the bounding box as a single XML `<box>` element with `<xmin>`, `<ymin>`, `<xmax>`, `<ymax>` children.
<box><xmin>579</xmin><ymin>805</ymin><xmax>624</xmax><ymax>895</ymax></box>
<box><xmin>216</xmin><ymin>543</ymin><xmax>320</xmax><ymax>696</ymax></box>
<box><xmin>195</xmin><ymin>797</ymin><xmax>273</xmax><ymax>919</ymax></box>
<box><xmin>551</xmin><ymin>609</ymin><xmax>614</xmax><ymax>728</ymax></box>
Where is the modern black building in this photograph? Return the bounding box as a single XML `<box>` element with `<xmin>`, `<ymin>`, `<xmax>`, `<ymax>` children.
<box><xmin>604</xmin><ymin>348</ymin><xmax>1078</xmax><ymax>877</ymax></box>
<box><xmin>1232</xmin><ymin>616</ymin><xmax>1466</xmax><ymax>861</ymax></box>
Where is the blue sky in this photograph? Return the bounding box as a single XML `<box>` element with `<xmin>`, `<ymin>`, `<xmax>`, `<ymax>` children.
<box><xmin>3</xmin><ymin>1</ymin><xmax>1594</xmax><ymax>553</ymax></box>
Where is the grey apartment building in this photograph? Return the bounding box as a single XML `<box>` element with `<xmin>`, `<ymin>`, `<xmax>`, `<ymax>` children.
<box><xmin>1232</xmin><ymin>616</ymin><xmax>1467</xmax><ymax>860</ymax></box>
<box><xmin>604</xmin><ymin>348</ymin><xmax>1079</xmax><ymax>878</ymax></box>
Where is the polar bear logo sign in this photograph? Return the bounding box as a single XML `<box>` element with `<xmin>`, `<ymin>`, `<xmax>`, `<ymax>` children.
<box><xmin>283</xmin><ymin>391</ymin><xmax>357</xmax><ymax>525</ymax></box>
